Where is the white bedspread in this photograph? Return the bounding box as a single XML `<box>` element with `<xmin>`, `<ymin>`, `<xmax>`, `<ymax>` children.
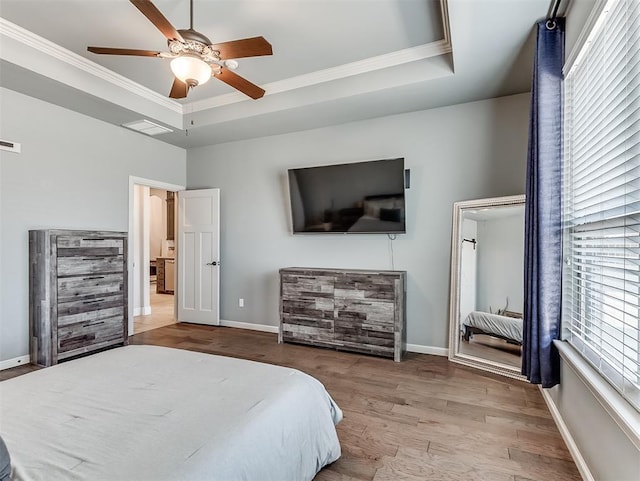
<box><xmin>0</xmin><ymin>345</ymin><xmax>342</xmax><ymax>481</ymax></box>
<box><xmin>462</xmin><ymin>310</ymin><xmax>523</xmax><ymax>343</ymax></box>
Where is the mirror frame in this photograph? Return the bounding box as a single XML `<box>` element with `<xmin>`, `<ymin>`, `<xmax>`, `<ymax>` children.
<box><xmin>448</xmin><ymin>194</ymin><xmax>526</xmax><ymax>381</ymax></box>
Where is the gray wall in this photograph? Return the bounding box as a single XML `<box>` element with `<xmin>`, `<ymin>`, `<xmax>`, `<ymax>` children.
<box><xmin>547</xmin><ymin>359</ymin><xmax>640</xmax><ymax>480</ymax></box>
<box><xmin>476</xmin><ymin>213</ymin><xmax>524</xmax><ymax>314</ymax></box>
<box><xmin>0</xmin><ymin>87</ymin><xmax>186</xmax><ymax>362</ymax></box>
<box><xmin>459</xmin><ymin>218</ymin><xmax>477</xmax><ymax>322</ymax></box>
<box><xmin>187</xmin><ymin>93</ymin><xmax>530</xmax><ymax>349</ymax></box>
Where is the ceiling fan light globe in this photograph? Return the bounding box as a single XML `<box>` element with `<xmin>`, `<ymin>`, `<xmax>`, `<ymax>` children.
<box><xmin>170</xmin><ymin>55</ymin><xmax>212</xmax><ymax>87</ymax></box>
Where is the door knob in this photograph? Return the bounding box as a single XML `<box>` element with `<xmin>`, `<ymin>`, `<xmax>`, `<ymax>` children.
<box><xmin>206</xmin><ymin>261</ymin><xmax>219</xmax><ymax>266</ymax></box>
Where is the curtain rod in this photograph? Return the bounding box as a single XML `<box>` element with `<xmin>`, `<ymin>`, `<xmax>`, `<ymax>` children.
<box><xmin>546</xmin><ymin>0</ymin><xmax>562</xmax><ymax>29</ymax></box>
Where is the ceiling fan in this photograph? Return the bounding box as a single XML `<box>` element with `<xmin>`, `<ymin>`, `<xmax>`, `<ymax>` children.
<box><xmin>87</xmin><ymin>0</ymin><xmax>272</xmax><ymax>100</ymax></box>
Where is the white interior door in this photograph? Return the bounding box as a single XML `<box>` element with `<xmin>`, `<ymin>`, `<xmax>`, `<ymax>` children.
<box><xmin>177</xmin><ymin>189</ymin><xmax>220</xmax><ymax>325</ymax></box>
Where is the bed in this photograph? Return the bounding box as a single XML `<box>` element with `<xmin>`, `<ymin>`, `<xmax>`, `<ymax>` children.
<box><xmin>461</xmin><ymin>310</ymin><xmax>523</xmax><ymax>345</ymax></box>
<box><xmin>347</xmin><ymin>194</ymin><xmax>405</xmax><ymax>233</ymax></box>
<box><xmin>0</xmin><ymin>345</ymin><xmax>342</xmax><ymax>481</ymax></box>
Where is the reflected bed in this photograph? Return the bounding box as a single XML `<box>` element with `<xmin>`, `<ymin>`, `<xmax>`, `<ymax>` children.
<box><xmin>462</xmin><ymin>310</ymin><xmax>523</xmax><ymax>345</ymax></box>
<box><xmin>0</xmin><ymin>345</ymin><xmax>342</xmax><ymax>481</ymax></box>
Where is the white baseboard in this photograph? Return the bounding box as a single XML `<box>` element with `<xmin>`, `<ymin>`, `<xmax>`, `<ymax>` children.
<box><xmin>406</xmin><ymin>343</ymin><xmax>448</xmax><ymax>356</ymax></box>
<box><xmin>539</xmin><ymin>386</ymin><xmax>595</xmax><ymax>481</ymax></box>
<box><xmin>219</xmin><ymin>319</ymin><xmax>279</xmax><ymax>334</ymax></box>
<box><xmin>133</xmin><ymin>306</ymin><xmax>152</xmax><ymax>316</ymax></box>
<box><xmin>0</xmin><ymin>355</ymin><xmax>30</xmax><ymax>371</ymax></box>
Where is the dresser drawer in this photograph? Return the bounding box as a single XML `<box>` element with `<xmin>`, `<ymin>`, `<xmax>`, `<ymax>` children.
<box><xmin>57</xmin><ymin>273</ymin><xmax>123</xmax><ymax>302</ymax></box>
<box><xmin>281</xmin><ymin>272</ymin><xmax>335</xmax><ymax>296</ymax></box>
<box><xmin>57</xmin><ymin>294</ymin><xmax>124</xmax><ymax>318</ymax></box>
<box><xmin>58</xmin><ymin>315</ymin><xmax>124</xmax><ymax>354</ymax></box>
<box><xmin>334</xmin><ymin>274</ymin><xmax>397</xmax><ymax>301</ymax></box>
<box><xmin>57</xmin><ymin>306</ymin><xmax>124</xmax><ymax>328</ymax></box>
<box><xmin>281</xmin><ymin>296</ymin><xmax>334</xmax><ymax>320</ymax></box>
<box><xmin>335</xmin><ymin>298</ymin><xmax>395</xmax><ymax>325</ymax></box>
<box><xmin>282</xmin><ymin>314</ymin><xmax>334</xmax><ymax>342</ymax></box>
<box><xmin>57</xmin><ymin>236</ymin><xmax>124</xmax><ymax>253</ymax></box>
<box><xmin>56</xmin><ymin>255</ymin><xmax>124</xmax><ymax>276</ymax></box>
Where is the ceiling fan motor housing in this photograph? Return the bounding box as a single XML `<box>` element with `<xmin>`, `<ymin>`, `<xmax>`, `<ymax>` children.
<box><xmin>178</xmin><ymin>29</ymin><xmax>212</xmax><ymax>45</ymax></box>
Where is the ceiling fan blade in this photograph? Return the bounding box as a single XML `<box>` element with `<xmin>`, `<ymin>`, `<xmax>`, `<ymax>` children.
<box><xmin>169</xmin><ymin>78</ymin><xmax>189</xmax><ymax>99</ymax></box>
<box><xmin>130</xmin><ymin>0</ymin><xmax>184</xmax><ymax>42</ymax></box>
<box><xmin>210</xmin><ymin>36</ymin><xmax>273</xmax><ymax>60</ymax></box>
<box><xmin>215</xmin><ymin>69</ymin><xmax>265</xmax><ymax>99</ymax></box>
<box><xmin>88</xmin><ymin>47</ymin><xmax>163</xmax><ymax>57</ymax></box>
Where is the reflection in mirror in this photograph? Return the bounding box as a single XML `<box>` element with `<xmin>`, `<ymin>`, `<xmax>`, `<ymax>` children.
<box><xmin>449</xmin><ymin>195</ymin><xmax>526</xmax><ymax>380</ymax></box>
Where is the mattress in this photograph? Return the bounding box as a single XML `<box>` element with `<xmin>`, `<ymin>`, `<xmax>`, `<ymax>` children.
<box><xmin>462</xmin><ymin>310</ymin><xmax>523</xmax><ymax>343</ymax></box>
<box><xmin>0</xmin><ymin>345</ymin><xmax>342</xmax><ymax>481</ymax></box>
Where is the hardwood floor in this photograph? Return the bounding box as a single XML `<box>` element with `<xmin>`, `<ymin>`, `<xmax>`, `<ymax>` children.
<box><xmin>459</xmin><ymin>333</ymin><xmax>522</xmax><ymax>369</ymax></box>
<box><xmin>130</xmin><ymin>324</ymin><xmax>581</xmax><ymax>481</ymax></box>
<box><xmin>1</xmin><ymin>323</ymin><xmax>581</xmax><ymax>481</ymax></box>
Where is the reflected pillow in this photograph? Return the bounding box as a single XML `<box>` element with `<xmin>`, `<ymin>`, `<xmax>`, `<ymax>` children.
<box><xmin>363</xmin><ymin>197</ymin><xmax>400</xmax><ymax>218</ymax></box>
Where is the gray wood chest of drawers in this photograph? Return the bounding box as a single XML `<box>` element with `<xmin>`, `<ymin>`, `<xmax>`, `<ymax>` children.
<box><xmin>29</xmin><ymin>229</ymin><xmax>128</xmax><ymax>367</ymax></box>
<box><xmin>279</xmin><ymin>267</ymin><xmax>406</xmax><ymax>361</ymax></box>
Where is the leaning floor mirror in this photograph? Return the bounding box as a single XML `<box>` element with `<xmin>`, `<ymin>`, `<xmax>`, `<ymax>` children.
<box><xmin>448</xmin><ymin>195</ymin><xmax>526</xmax><ymax>380</ymax></box>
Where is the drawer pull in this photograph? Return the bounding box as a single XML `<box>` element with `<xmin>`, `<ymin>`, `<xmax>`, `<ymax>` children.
<box><xmin>82</xmin><ymin>299</ymin><xmax>105</xmax><ymax>304</ymax></box>
<box><xmin>84</xmin><ymin>238</ymin><xmax>105</xmax><ymax>241</ymax></box>
<box><xmin>83</xmin><ymin>276</ymin><xmax>105</xmax><ymax>281</ymax></box>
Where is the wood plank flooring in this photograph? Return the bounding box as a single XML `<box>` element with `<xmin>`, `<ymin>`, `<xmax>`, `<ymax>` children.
<box><xmin>459</xmin><ymin>333</ymin><xmax>522</xmax><ymax>369</ymax></box>
<box><xmin>130</xmin><ymin>323</ymin><xmax>581</xmax><ymax>481</ymax></box>
<box><xmin>1</xmin><ymin>323</ymin><xmax>581</xmax><ymax>481</ymax></box>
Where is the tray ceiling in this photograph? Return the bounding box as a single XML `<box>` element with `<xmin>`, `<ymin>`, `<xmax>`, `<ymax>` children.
<box><xmin>0</xmin><ymin>0</ymin><xmax>550</xmax><ymax>147</ymax></box>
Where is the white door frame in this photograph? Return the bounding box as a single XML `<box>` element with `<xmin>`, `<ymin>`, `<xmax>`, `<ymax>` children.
<box><xmin>128</xmin><ymin>176</ymin><xmax>185</xmax><ymax>336</ymax></box>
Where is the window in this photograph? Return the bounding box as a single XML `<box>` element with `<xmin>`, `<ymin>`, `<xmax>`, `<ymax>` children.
<box><xmin>562</xmin><ymin>0</ymin><xmax>640</xmax><ymax>411</ymax></box>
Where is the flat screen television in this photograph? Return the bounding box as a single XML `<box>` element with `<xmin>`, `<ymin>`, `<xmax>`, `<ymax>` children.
<box><xmin>287</xmin><ymin>157</ymin><xmax>406</xmax><ymax>234</ymax></box>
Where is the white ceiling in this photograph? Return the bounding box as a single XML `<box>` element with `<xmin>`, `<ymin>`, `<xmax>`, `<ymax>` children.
<box><xmin>0</xmin><ymin>0</ymin><xmax>550</xmax><ymax>148</ymax></box>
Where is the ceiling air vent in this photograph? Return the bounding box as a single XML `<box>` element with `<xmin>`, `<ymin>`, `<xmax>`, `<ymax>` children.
<box><xmin>122</xmin><ymin>119</ymin><xmax>173</xmax><ymax>136</ymax></box>
<box><xmin>0</xmin><ymin>140</ymin><xmax>21</xmax><ymax>153</ymax></box>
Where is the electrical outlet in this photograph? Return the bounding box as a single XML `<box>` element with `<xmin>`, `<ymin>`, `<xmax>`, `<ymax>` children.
<box><xmin>238</xmin><ymin>298</ymin><xmax>244</xmax><ymax>308</ymax></box>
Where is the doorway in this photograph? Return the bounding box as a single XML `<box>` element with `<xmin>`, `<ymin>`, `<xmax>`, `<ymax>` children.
<box><xmin>127</xmin><ymin>176</ymin><xmax>185</xmax><ymax>337</ymax></box>
<box><xmin>134</xmin><ymin>188</ymin><xmax>177</xmax><ymax>334</ymax></box>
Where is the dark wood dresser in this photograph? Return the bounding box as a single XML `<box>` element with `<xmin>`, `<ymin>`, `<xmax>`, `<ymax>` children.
<box><xmin>279</xmin><ymin>267</ymin><xmax>406</xmax><ymax>361</ymax></box>
<box><xmin>29</xmin><ymin>229</ymin><xmax>128</xmax><ymax>367</ymax></box>
<box><xmin>156</xmin><ymin>257</ymin><xmax>175</xmax><ymax>294</ymax></box>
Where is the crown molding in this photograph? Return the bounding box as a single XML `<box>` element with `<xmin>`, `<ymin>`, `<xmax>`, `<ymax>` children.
<box><xmin>189</xmin><ymin>39</ymin><xmax>452</xmax><ymax>112</ymax></box>
<box><xmin>441</xmin><ymin>0</ymin><xmax>452</xmax><ymax>46</ymax></box>
<box><xmin>0</xmin><ymin>17</ymin><xmax>183</xmax><ymax>114</ymax></box>
<box><xmin>188</xmin><ymin>0</ymin><xmax>453</xmax><ymax>113</ymax></box>
<box><xmin>0</xmin><ymin>0</ymin><xmax>452</xmax><ymax>121</ymax></box>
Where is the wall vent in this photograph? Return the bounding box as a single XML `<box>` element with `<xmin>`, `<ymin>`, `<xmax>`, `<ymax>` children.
<box><xmin>122</xmin><ymin>119</ymin><xmax>173</xmax><ymax>136</ymax></box>
<box><xmin>0</xmin><ymin>139</ymin><xmax>21</xmax><ymax>153</ymax></box>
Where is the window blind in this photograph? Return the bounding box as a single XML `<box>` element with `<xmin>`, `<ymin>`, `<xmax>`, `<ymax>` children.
<box><xmin>563</xmin><ymin>0</ymin><xmax>640</xmax><ymax>411</ymax></box>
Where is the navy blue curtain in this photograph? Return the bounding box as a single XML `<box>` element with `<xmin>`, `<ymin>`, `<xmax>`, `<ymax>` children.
<box><xmin>522</xmin><ymin>18</ymin><xmax>565</xmax><ymax>388</ymax></box>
